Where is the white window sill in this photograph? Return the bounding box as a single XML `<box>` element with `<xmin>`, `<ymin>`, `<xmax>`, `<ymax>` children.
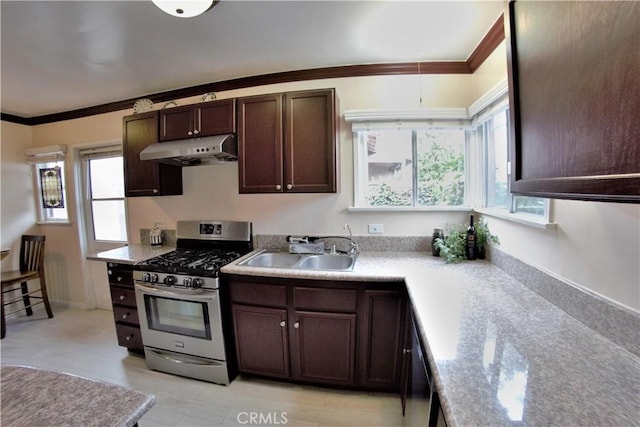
<box><xmin>474</xmin><ymin>207</ymin><xmax>557</xmax><ymax>229</ymax></box>
<box><xmin>36</xmin><ymin>220</ymin><xmax>72</xmax><ymax>226</ymax></box>
<box><xmin>348</xmin><ymin>206</ymin><xmax>472</xmax><ymax>213</ymax></box>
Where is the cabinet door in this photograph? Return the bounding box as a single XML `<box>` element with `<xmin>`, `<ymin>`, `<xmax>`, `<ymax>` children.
<box><xmin>290</xmin><ymin>310</ymin><xmax>356</xmax><ymax>386</ymax></box>
<box><xmin>123</xmin><ymin>112</ymin><xmax>182</xmax><ymax>196</ymax></box>
<box><xmin>159</xmin><ymin>105</ymin><xmax>194</xmax><ymax>141</ymax></box>
<box><xmin>284</xmin><ymin>89</ymin><xmax>336</xmax><ymax>193</ymax></box>
<box><xmin>238</xmin><ymin>94</ymin><xmax>284</xmax><ymax>193</ymax></box>
<box><xmin>197</xmin><ymin>99</ymin><xmax>236</xmax><ymax>137</ymax></box>
<box><xmin>232</xmin><ymin>305</ymin><xmax>290</xmax><ymax>378</ymax></box>
<box><xmin>359</xmin><ymin>290</ymin><xmax>406</xmax><ymax>391</ymax></box>
<box><xmin>506</xmin><ymin>1</ymin><xmax>640</xmax><ymax>202</ymax></box>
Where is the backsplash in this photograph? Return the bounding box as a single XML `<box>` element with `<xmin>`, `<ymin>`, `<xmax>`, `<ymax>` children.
<box><xmin>490</xmin><ymin>246</ymin><xmax>640</xmax><ymax>357</ymax></box>
<box><xmin>255</xmin><ymin>234</ymin><xmax>430</xmax><ymax>252</ymax></box>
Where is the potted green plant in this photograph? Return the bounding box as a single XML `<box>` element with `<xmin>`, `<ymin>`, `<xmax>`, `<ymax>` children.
<box><xmin>475</xmin><ymin>217</ymin><xmax>499</xmax><ymax>259</ymax></box>
<box><xmin>434</xmin><ymin>223</ymin><xmax>467</xmax><ymax>263</ymax></box>
<box><xmin>434</xmin><ymin>217</ymin><xmax>499</xmax><ymax>263</ymax></box>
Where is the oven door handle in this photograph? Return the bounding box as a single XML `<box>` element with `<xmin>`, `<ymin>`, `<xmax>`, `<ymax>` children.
<box><xmin>135</xmin><ymin>283</ymin><xmax>217</xmax><ymax>301</ymax></box>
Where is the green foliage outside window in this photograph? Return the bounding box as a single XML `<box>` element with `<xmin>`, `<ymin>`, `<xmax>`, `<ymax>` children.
<box><xmin>367</xmin><ymin>132</ymin><xmax>465</xmax><ymax>207</ymax></box>
<box><xmin>417</xmin><ymin>138</ymin><xmax>464</xmax><ymax>206</ymax></box>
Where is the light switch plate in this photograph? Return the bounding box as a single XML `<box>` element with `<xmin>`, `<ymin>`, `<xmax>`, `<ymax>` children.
<box><xmin>368</xmin><ymin>224</ymin><xmax>384</xmax><ymax>234</ymax></box>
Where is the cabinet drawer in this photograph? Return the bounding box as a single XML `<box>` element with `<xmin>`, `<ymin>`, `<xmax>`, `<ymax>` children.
<box><xmin>231</xmin><ymin>281</ymin><xmax>287</xmax><ymax>307</ymax></box>
<box><xmin>113</xmin><ymin>305</ymin><xmax>139</xmax><ymax>326</ymax></box>
<box><xmin>110</xmin><ymin>286</ymin><xmax>137</xmax><ymax>308</ymax></box>
<box><xmin>115</xmin><ymin>324</ymin><xmax>143</xmax><ymax>351</ymax></box>
<box><xmin>107</xmin><ymin>268</ymin><xmax>133</xmax><ymax>287</ymax></box>
<box><xmin>293</xmin><ymin>287</ymin><xmax>357</xmax><ymax>312</ymax></box>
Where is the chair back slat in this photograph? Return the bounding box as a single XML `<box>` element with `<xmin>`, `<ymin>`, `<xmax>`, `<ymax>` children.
<box><xmin>19</xmin><ymin>235</ymin><xmax>45</xmax><ymax>273</ymax></box>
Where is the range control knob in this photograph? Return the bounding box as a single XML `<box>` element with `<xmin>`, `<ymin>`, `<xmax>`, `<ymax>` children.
<box><xmin>183</xmin><ymin>277</ymin><xmax>193</xmax><ymax>287</ymax></box>
<box><xmin>142</xmin><ymin>273</ymin><xmax>151</xmax><ymax>282</ymax></box>
<box><xmin>150</xmin><ymin>274</ymin><xmax>159</xmax><ymax>283</ymax></box>
<box><xmin>192</xmin><ymin>278</ymin><xmax>204</xmax><ymax>289</ymax></box>
<box><xmin>164</xmin><ymin>275</ymin><xmax>177</xmax><ymax>285</ymax></box>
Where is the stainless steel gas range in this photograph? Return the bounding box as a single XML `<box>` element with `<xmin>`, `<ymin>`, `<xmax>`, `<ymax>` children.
<box><xmin>133</xmin><ymin>220</ymin><xmax>253</xmax><ymax>384</ymax></box>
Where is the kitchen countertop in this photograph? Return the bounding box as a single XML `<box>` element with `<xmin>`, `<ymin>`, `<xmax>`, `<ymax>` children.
<box><xmin>223</xmin><ymin>250</ymin><xmax>640</xmax><ymax>426</ymax></box>
<box><xmin>0</xmin><ymin>365</ymin><xmax>155</xmax><ymax>426</ymax></box>
<box><xmin>86</xmin><ymin>244</ymin><xmax>175</xmax><ymax>264</ymax></box>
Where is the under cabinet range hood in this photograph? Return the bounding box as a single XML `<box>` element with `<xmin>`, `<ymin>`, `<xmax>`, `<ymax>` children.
<box><xmin>139</xmin><ymin>134</ymin><xmax>237</xmax><ymax>166</ymax></box>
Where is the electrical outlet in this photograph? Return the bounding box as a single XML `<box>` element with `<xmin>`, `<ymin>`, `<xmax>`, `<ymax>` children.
<box><xmin>368</xmin><ymin>224</ymin><xmax>384</xmax><ymax>234</ymax></box>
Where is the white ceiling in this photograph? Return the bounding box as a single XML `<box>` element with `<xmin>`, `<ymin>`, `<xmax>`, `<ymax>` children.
<box><xmin>0</xmin><ymin>0</ymin><xmax>504</xmax><ymax>118</ymax></box>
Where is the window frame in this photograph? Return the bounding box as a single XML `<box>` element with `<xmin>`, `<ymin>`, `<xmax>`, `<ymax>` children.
<box><xmin>32</xmin><ymin>159</ymin><xmax>70</xmax><ymax>225</ymax></box>
<box><xmin>345</xmin><ymin>84</ymin><xmax>555</xmax><ymax>228</ymax></box>
<box><xmin>76</xmin><ymin>143</ymin><xmax>129</xmax><ymax>252</ymax></box>
<box><xmin>346</xmin><ymin>108</ymin><xmax>472</xmax><ymax>212</ymax></box>
<box><xmin>470</xmin><ymin>83</ymin><xmax>555</xmax><ymax>228</ymax></box>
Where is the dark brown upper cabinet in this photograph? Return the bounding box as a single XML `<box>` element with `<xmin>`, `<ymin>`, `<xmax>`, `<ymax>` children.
<box><xmin>159</xmin><ymin>99</ymin><xmax>236</xmax><ymax>142</ymax></box>
<box><xmin>506</xmin><ymin>1</ymin><xmax>640</xmax><ymax>203</ymax></box>
<box><xmin>123</xmin><ymin>112</ymin><xmax>182</xmax><ymax>197</ymax></box>
<box><xmin>237</xmin><ymin>89</ymin><xmax>337</xmax><ymax>194</ymax></box>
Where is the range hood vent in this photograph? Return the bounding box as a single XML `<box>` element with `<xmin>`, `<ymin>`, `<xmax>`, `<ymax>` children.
<box><xmin>139</xmin><ymin>134</ymin><xmax>237</xmax><ymax>166</ymax></box>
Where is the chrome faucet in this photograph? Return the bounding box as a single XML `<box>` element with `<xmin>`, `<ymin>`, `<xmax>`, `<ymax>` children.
<box><xmin>343</xmin><ymin>223</ymin><xmax>359</xmax><ymax>255</ymax></box>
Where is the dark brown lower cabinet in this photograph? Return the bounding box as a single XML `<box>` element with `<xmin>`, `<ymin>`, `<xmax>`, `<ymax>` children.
<box><xmin>227</xmin><ymin>275</ymin><xmax>406</xmax><ymax>391</ymax></box>
<box><xmin>107</xmin><ymin>262</ymin><xmax>143</xmax><ymax>353</ymax></box>
<box><xmin>290</xmin><ymin>311</ymin><xmax>356</xmax><ymax>385</ymax></box>
<box><xmin>232</xmin><ymin>305</ymin><xmax>290</xmax><ymax>378</ymax></box>
<box><xmin>359</xmin><ymin>290</ymin><xmax>406</xmax><ymax>391</ymax></box>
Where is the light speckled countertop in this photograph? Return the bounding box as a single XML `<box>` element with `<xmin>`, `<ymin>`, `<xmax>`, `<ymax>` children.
<box><xmin>86</xmin><ymin>244</ymin><xmax>175</xmax><ymax>264</ymax></box>
<box><xmin>1</xmin><ymin>365</ymin><xmax>155</xmax><ymax>426</ymax></box>
<box><xmin>223</xmin><ymin>250</ymin><xmax>640</xmax><ymax>426</ymax></box>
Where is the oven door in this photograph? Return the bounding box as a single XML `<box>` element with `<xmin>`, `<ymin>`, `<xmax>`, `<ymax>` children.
<box><xmin>134</xmin><ymin>282</ymin><xmax>226</xmax><ymax>361</ymax></box>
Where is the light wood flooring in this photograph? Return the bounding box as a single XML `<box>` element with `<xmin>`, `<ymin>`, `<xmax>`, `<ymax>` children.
<box><xmin>1</xmin><ymin>307</ymin><xmax>415</xmax><ymax>427</ymax></box>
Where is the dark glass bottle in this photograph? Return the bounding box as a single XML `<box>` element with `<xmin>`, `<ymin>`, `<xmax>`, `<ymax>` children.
<box><xmin>466</xmin><ymin>215</ymin><xmax>477</xmax><ymax>260</ymax></box>
<box><xmin>431</xmin><ymin>227</ymin><xmax>444</xmax><ymax>257</ymax></box>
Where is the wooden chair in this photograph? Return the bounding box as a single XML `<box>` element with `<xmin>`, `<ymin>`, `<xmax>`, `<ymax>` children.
<box><xmin>1</xmin><ymin>235</ymin><xmax>53</xmax><ymax>339</ymax></box>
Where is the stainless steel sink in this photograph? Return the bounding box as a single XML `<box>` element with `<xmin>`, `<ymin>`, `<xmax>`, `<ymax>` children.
<box><xmin>297</xmin><ymin>254</ymin><xmax>355</xmax><ymax>270</ymax></box>
<box><xmin>238</xmin><ymin>250</ymin><xmax>356</xmax><ymax>271</ymax></box>
<box><xmin>243</xmin><ymin>252</ymin><xmax>302</xmax><ymax>268</ymax></box>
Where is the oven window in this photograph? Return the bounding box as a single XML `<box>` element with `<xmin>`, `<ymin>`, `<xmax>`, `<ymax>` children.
<box><xmin>144</xmin><ymin>295</ymin><xmax>212</xmax><ymax>340</ymax></box>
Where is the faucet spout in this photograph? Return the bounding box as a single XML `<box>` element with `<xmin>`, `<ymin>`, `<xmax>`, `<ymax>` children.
<box><xmin>343</xmin><ymin>223</ymin><xmax>359</xmax><ymax>255</ymax></box>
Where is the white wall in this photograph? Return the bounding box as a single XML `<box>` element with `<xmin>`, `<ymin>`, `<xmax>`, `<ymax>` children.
<box><xmin>472</xmin><ymin>43</ymin><xmax>640</xmax><ymax>311</ymax></box>
<box><xmin>1</xmin><ymin>122</ymin><xmax>37</xmax><ymax>266</ymax></box>
<box><xmin>2</xmin><ymin>46</ymin><xmax>638</xmax><ymax>312</ymax></box>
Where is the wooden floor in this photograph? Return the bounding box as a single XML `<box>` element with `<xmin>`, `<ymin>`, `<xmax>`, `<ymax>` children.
<box><xmin>1</xmin><ymin>307</ymin><xmax>413</xmax><ymax>427</ymax></box>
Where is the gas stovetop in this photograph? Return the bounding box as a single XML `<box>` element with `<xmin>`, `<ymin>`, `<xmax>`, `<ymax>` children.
<box><xmin>134</xmin><ymin>220</ymin><xmax>253</xmax><ymax>282</ymax></box>
<box><xmin>135</xmin><ymin>248</ymin><xmax>245</xmax><ymax>277</ymax></box>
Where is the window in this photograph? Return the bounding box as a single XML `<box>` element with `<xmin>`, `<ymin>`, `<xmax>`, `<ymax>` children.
<box><xmin>474</xmin><ymin>90</ymin><xmax>550</xmax><ymax>221</ymax></box>
<box><xmin>352</xmin><ymin>125</ymin><xmax>467</xmax><ymax>208</ymax></box>
<box><xmin>346</xmin><ymin>88</ymin><xmax>552</xmax><ymax>226</ymax></box>
<box><xmin>33</xmin><ymin>160</ymin><xmax>69</xmax><ymax>223</ymax></box>
<box><xmin>347</xmin><ymin>109</ymin><xmax>480</xmax><ymax>210</ymax></box>
<box><xmin>78</xmin><ymin>145</ymin><xmax>128</xmax><ymax>248</ymax></box>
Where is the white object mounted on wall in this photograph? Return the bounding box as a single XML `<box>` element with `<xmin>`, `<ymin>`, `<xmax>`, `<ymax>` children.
<box><xmin>24</xmin><ymin>145</ymin><xmax>67</xmax><ymax>164</ymax></box>
<box><xmin>151</xmin><ymin>0</ymin><xmax>219</xmax><ymax>18</ymax></box>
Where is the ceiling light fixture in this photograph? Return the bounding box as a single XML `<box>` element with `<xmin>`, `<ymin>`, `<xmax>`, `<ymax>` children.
<box><xmin>152</xmin><ymin>0</ymin><xmax>218</xmax><ymax>18</ymax></box>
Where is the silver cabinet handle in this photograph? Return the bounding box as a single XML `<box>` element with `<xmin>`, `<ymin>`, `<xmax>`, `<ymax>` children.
<box><xmin>286</xmin><ymin>184</ymin><xmax>293</xmax><ymax>190</ymax></box>
<box><xmin>122</xmin><ymin>313</ymin><xmax>128</xmax><ymax>320</ymax></box>
<box><xmin>279</xmin><ymin>321</ymin><xmax>286</xmax><ymax>327</ymax></box>
<box><xmin>293</xmin><ymin>322</ymin><xmax>300</xmax><ymax>329</ymax></box>
<box><xmin>275</xmin><ymin>184</ymin><xmax>282</xmax><ymax>190</ymax></box>
<box><xmin>119</xmin><ymin>295</ymin><xmax>125</xmax><ymax>301</ymax></box>
<box><xmin>187</xmin><ymin>130</ymin><xmax>193</xmax><ymax>136</ymax></box>
<box><xmin>152</xmin><ymin>189</ymin><xmax>159</xmax><ymax>194</ymax></box>
<box><xmin>193</xmin><ymin>129</ymin><xmax>199</xmax><ymax>135</ymax></box>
